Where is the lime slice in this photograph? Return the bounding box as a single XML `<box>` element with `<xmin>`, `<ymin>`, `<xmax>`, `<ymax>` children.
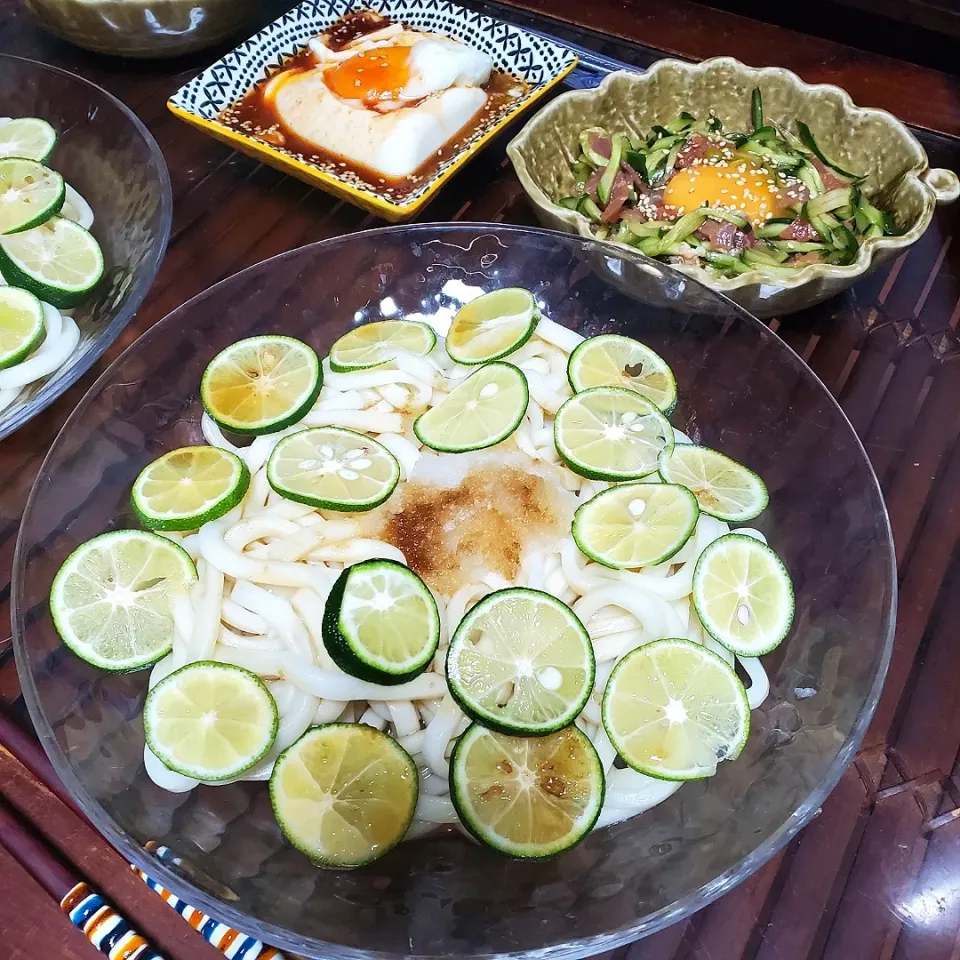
<box><xmin>322</xmin><ymin>558</ymin><xmax>439</xmax><ymax>683</ymax></box>
<box><xmin>201</xmin><ymin>335</ymin><xmax>322</xmax><ymax>435</ymax></box>
<box><xmin>50</xmin><ymin>530</ymin><xmax>198</xmax><ymax>672</ymax></box>
<box><xmin>328</xmin><ymin>319</ymin><xmax>436</xmax><ymax>372</ymax></box>
<box><xmin>413</xmin><ymin>361</ymin><xmax>528</xmax><ymax>453</ymax></box>
<box><xmin>0</xmin><ymin>216</ymin><xmax>103</xmax><ymax>309</ymax></box>
<box><xmin>267</xmin><ymin>426</ymin><xmax>399</xmax><ymax>511</ymax></box>
<box><xmin>0</xmin><ymin>285</ymin><xmax>44</xmax><ymax>369</ymax></box>
<box><xmin>602</xmin><ymin>637</ymin><xmax>750</xmax><ymax>781</ymax></box>
<box><xmin>568</xmin><ymin>334</ymin><xmax>677</xmax><ymax>413</ymax></box>
<box><xmin>0</xmin><ymin>158</ymin><xmax>64</xmax><ymax>235</ymax></box>
<box><xmin>144</xmin><ymin>661</ymin><xmax>278</xmax><ymax>781</ymax></box>
<box><xmin>692</xmin><ymin>533</ymin><xmax>794</xmax><ymax>656</ymax></box>
<box><xmin>554</xmin><ymin>386</ymin><xmax>674</xmax><ymax>481</ymax></box>
<box><xmin>450</xmin><ymin>724</ymin><xmax>604</xmax><ymax>858</ymax></box>
<box><xmin>446</xmin><ymin>588</ymin><xmax>595</xmax><ymax>735</ymax></box>
<box><xmin>573</xmin><ymin>482</ymin><xmax>699</xmax><ymax>569</ymax></box>
<box><xmin>658</xmin><ymin>443</ymin><xmax>768</xmax><ymax>522</ymax></box>
<box><xmin>270</xmin><ymin>724</ymin><xmax>417</xmax><ymax>867</ymax></box>
<box><xmin>131</xmin><ymin>446</ymin><xmax>251</xmax><ymax>532</ymax></box>
<box><xmin>0</xmin><ymin>119</ymin><xmax>57</xmax><ymax>163</ymax></box>
<box><xmin>445</xmin><ymin>288</ymin><xmax>539</xmax><ymax>365</ymax></box>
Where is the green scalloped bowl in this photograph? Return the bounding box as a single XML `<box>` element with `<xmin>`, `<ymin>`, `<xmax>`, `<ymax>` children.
<box><xmin>507</xmin><ymin>57</ymin><xmax>959</xmax><ymax>318</ymax></box>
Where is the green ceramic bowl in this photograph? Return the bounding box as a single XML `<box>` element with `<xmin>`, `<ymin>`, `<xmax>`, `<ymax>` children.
<box><xmin>507</xmin><ymin>57</ymin><xmax>959</xmax><ymax>318</ymax></box>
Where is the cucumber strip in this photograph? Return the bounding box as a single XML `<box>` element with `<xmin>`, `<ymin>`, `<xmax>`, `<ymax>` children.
<box><xmin>624</xmin><ymin>218</ymin><xmax>670</xmax><ymax>238</ymax></box>
<box><xmin>624</xmin><ymin>149</ymin><xmax>648</xmax><ymax>179</ymax></box>
<box><xmin>753</xmin><ymin>221</ymin><xmax>791</xmax><ymax>239</ymax></box>
<box><xmin>660</xmin><ymin>139</ymin><xmax>685</xmax><ymax>181</ymax></box>
<box><xmin>807</xmin><ymin>211</ymin><xmax>836</xmax><ymax>246</ymax></box>
<box><xmin>796</xmin><ymin>120</ymin><xmax>859</xmax><ymax>179</ymax></box>
<box><xmin>597</xmin><ymin>134</ymin><xmax>625</xmax><ymax>206</ymax></box>
<box><xmin>657</xmin><ymin>211</ymin><xmax>707</xmax><ymax>253</ymax></box>
<box><xmin>572</xmin><ymin>161</ymin><xmax>592</xmax><ymax>187</ymax></box>
<box><xmin>806</xmin><ymin>186</ymin><xmax>854</xmax><ymax>219</ymax></box>
<box><xmin>769</xmin><ymin>239</ymin><xmax>830</xmax><ymax>253</ymax></box>
<box><xmin>636</xmin><ymin>234</ymin><xmax>664</xmax><ymax>256</ymax></box>
<box><xmin>751</xmin><ymin>88</ymin><xmax>763</xmax><ymax>131</ymax></box>
<box><xmin>557</xmin><ymin>196</ymin><xmax>580</xmax><ymax>210</ymax></box>
<box><xmin>705</xmin><ymin>252</ymin><xmax>752</xmax><ymax>274</ymax></box>
<box><xmin>698</xmin><ymin>207</ymin><xmax>750</xmax><ymax>228</ymax></box>
<box><xmin>740</xmin><ymin>141</ymin><xmax>804</xmax><ymax>171</ymax></box>
<box><xmin>747</xmin><ymin>261</ymin><xmax>816</xmax><ymax>277</ymax></box>
<box><xmin>667</xmin><ymin>111</ymin><xmax>697</xmax><ymax>134</ymax></box>
<box><xmin>743</xmin><ymin>247</ymin><xmax>788</xmax><ymax>267</ymax></box>
<box><xmin>831</xmin><ymin>224</ymin><xmax>860</xmax><ymax>261</ymax></box>
<box><xmin>796</xmin><ymin>158</ymin><xmax>824</xmax><ymax>197</ymax></box>
<box><xmin>614</xmin><ymin>222</ymin><xmax>640</xmax><ymax>245</ymax></box>
<box><xmin>577</xmin><ymin>195</ymin><xmax>603</xmax><ymax>222</ymax></box>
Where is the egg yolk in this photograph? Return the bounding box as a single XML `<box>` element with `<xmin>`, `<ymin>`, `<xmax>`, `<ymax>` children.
<box><xmin>663</xmin><ymin>155</ymin><xmax>787</xmax><ymax>226</ymax></box>
<box><xmin>325</xmin><ymin>46</ymin><xmax>413</xmax><ymax>104</ymax></box>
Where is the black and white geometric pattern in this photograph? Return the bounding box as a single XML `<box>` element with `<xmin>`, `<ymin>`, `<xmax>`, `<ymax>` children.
<box><xmin>168</xmin><ymin>0</ymin><xmax>576</xmax><ymax>208</ymax></box>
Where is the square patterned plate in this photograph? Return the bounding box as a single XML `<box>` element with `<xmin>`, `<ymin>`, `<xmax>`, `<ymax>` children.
<box><xmin>168</xmin><ymin>0</ymin><xmax>577</xmax><ymax>220</ymax></box>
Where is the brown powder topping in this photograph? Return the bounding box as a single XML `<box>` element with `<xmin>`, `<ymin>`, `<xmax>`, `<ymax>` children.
<box><xmin>370</xmin><ymin>464</ymin><xmax>569</xmax><ymax>595</ymax></box>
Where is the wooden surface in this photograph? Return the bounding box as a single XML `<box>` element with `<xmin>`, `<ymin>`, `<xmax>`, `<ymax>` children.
<box><xmin>1</xmin><ymin>0</ymin><xmax>960</xmax><ymax>958</ymax></box>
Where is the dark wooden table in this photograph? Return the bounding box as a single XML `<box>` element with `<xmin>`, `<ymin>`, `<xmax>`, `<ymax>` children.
<box><xmin>2</xmin><ymin>1</ymin><xmax>960</xmax><ymax>957</ymax></box>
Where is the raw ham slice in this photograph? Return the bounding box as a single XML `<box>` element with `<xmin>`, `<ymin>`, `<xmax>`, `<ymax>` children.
<box><xmin>600</xmin><ymin>171</ymin><xmax>631</xmax><ymax>222</ymax></box>
<box><xmin>674</xmin><ymin>133</ymin><xmax>711</xmax><ymax>170</ymax></box>
<box><xmin>811</xmin><ymin>156</ymin><xmax>848</xmax><ymax>192</ymax></box>
<box><xmin>589</xmin><ymin>134</ymin><xmax>611</xmax><ymax>160</ymax></box>
<box><xmin>696</xmin><ymin>218</ymin><xmax>752</xmax><ymax>253</ymax></box>
<box><xmin>779</xmin><ymin>219</ymin><xmax>819</xmax><ymax>241</ymax></box>
<box><xmin>585</xmin><ymin>166</ymin><xmax>604</xmax><ymax>200</ymax></box>
<box><xmin>621</xmin><ymin>207</ymin><xmax>651</xmax><ymax>224</ymax></box>
<box><xmin>788</xmin><ymin>252</ymin><xmax>823</xmax><ymax>266</ymax></box>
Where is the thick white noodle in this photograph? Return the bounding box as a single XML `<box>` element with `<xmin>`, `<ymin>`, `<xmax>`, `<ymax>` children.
<box><xmin>62</xmin><ymin>183</ymin><xmax>95</xmax><ymax>230</ymax></box>
<box><xmin>144</xmin><ymin>316</ymin><xmax>771</xmax><ymax>841</ymax></box>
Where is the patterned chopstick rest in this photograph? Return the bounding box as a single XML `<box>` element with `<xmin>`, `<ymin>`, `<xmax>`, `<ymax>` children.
<box><xmin>133</xmin><ymin>860</ymin><xmax>283</xmax><ymax>960</ymax></box>
<box><xmin>60</xmin><ymin>881</ymin><xmax>164</xmax><ymax>960</ymax></box>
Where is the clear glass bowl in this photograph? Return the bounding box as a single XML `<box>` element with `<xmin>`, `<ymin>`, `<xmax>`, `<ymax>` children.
<box><xmin>0</xmin><ymin>55</ymin><xmax>171</xmax><ymax>440</ymax></box>
<box><xmin>13</xmin><ymin>225</ymin><xmax>895</xmax><ymax>959</ymax></box>
<box><xmin>22</xmin><ymin>0</ymin><xmax>260</xmax><ymax>58</ymax></box>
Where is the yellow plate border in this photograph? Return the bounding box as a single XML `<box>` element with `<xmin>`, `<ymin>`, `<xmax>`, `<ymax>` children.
<box><xmin>168</xmin><ymin>58</ymin><xmax>577</xmax><ymax>223</ymax></box>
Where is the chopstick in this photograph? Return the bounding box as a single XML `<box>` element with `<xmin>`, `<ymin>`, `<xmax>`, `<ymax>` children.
<box><xmin>0</xmin><ymin>796</ymin><xmax>166</xmax><ymax>959</ymax></box>
<box><xmin>0</xmin><ymin>710</ymin><xmax>287</xmax><ymax>960</ymax></box>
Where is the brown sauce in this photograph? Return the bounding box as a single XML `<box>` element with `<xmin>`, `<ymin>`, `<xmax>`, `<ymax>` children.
<box><xmin>325</xmin><ymin>9</ymin><xmax>391</xmax><ymax>50</ymax></box>
<box><xmin>216</xmin><ymin>13</ymin><xmax>528</xmax><ymax>204</ymax></box>
<box><xmin>367</xmin><ymin>464</ymin><xmax>569</xmax><ymax>595</ymax></box>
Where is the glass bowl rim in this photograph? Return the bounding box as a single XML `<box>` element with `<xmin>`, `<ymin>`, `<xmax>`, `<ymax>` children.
<box><xmin>0</xmin><ymin>53</ymin><xmax>173</xmax><ymax>440</ymax></box>
<box><xmin>12</xmin><ymin>222</ymin><xmax>897</xmax><ymax>960</ymax></box>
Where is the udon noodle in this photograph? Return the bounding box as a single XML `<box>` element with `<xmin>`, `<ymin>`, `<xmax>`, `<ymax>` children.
<box><xmin>145</xmin><ymin>313</ymin><xmax>771</xmax><ymax>838</ymax></box>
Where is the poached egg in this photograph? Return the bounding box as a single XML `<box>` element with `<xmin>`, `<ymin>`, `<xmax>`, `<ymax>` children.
<box><xmin>325</xmin><ymin>38</ymin><xmax>493</xmax><ymax>106</ymax></box>
<box><xmin>663</xmin><ymin>155</ymin><xmax>789</xmax><ymax>226</ymax></box>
